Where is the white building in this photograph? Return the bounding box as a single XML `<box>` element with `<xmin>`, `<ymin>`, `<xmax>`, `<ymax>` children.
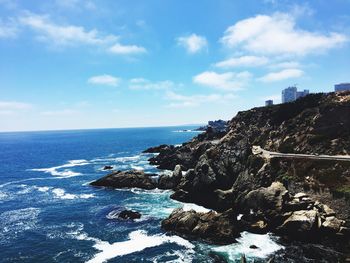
<box><xmin>335</xmin><ymin>83</ymin><xmax>350</xmax><ymax>92</ymax></box>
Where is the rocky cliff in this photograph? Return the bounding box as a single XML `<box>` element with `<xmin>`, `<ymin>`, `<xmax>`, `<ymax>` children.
<box><xmin>92</xmin><ymin>91</ymin><xmax>350</xmax><ymax>261</ymax></box>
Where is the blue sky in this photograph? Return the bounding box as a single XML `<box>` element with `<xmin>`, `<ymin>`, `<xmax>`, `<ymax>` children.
<box><xmin>0</xmin><ymin>0</ymin><xmax>349</xmax><ymax>131</ymax></box>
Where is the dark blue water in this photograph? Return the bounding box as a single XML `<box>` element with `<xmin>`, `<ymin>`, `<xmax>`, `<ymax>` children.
<box><xmin>0</xmin><ymin>127</ymin><xmax>283</xmax><ymax>263</ymax></box>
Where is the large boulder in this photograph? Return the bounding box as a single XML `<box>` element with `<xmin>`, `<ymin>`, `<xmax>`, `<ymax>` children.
<box><xmin>278</xmin><ymin>210</ymin><xmax>318</xmax><ymax>237</ymax></box>
<box><xmin>90</xmin><ymin>170</ymin><xmax>157</xmax><ymax>190</ymax></box>
<box><xmin>161</xmin><ymin>208</ymin><xmax>240</xmax><ymax>244</ymax></box>
<box><xmin>321</xmin><ymin>216</ymin><xmax>344</xmax><ymax>233</ymax></box>
<box><xmin>242</xmin><ymin>182</ymin><xmax>289</xmax><ymax>218</ymax></box>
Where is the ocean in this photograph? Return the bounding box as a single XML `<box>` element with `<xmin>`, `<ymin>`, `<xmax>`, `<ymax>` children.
<box><xmin>0</xmin><ymin>127</ymin><xmax>283</xmax><ymax>263</ymax></box>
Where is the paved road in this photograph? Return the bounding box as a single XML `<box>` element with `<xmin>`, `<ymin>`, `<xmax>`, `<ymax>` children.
<box><xmin>252</xmin><ymin>146</ymin><xmax>350</xmax><ymax>162</ymax></box>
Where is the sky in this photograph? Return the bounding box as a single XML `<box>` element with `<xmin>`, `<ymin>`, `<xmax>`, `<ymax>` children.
<box><xmin>0</xmin><ymin>0</ymin><xmax>349</xmax><ymax>131</ymax></box>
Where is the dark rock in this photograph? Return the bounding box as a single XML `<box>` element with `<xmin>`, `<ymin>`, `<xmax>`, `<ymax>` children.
<box><xmin>90</xmin><ymin>170</ymin><xmax>157</xmax><ymax>190</ymax></box>
<box><xmin>161</xmin><ymin>208</ymin><xmax>240</xmax><ymax>244</ymax></box>
<box><xmin>158</xmin><ymin>164</ymin><xmax>183</xmax><ymax>189</ymax></box>
<box><xmin>102</xmin><ymin>165</ymin><xmax>113</xmax><ymax>170</ymax></box>
<box><xmin>240</xmin><ymin>254</ymin><xmax>247</xmax><ymax>263</ymax></box>
<box><xmin>118</xmin><ymin>210</ymin><xmax>141</xmax><ymax>220</ymax></box>
<box><xmin>143</xmin><ymin>144</ymin><xmax>173</xmax><ymax>153</ymax></box>
<box><xmin>271</xmin><ymin>242</ymin><xmax>346</xmax><ymax>263</ymax></box>
<box><xmin>249</xmin><ymin>245</ymin><xmax>258</xmax><ymax>249</ymax></box>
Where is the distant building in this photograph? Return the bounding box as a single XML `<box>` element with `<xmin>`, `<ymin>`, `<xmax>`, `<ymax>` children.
<box><xmin>282</xmin><ymin>86</ymin><xmax>309</xmax><ymax>103</ymax></box>
<box><xmin>296</xmin><ymin>89</ymin><xmax>309</xmax><ymax>99</ymax></box>
<box><xmin>282</xmin><ymin>86</ymin><xmax>297</xmax><ymax>103</ymax></box>
<box><xmin>265</xmin><ymin>100</ymin><xmax>273</xmax><ymax>106</ymax></box>
<box><xmin>335</xmin><ymin>83</ymin><xmax>350</xmax><ymax>92</ymax></box>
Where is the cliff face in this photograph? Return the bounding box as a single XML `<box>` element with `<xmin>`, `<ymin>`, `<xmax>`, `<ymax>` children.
<box><xmin>92</xmin><ymin>91</ymin><xmax>350</xmax><ymax>260</ymax></box>
<box><xmin>149</xmin><ymin>91</ymin><xmax>350</xmax><ymax>218</ymax></box>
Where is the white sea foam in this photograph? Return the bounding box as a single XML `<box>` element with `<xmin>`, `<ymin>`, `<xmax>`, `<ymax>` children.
<box><xmin>80</xmin><ymin>230</ymin><xmax>195</xmax><ymax>263</ymax></box>
<box><xmin>30</xmin><ymin>159</ymin><xmax>89</xmax><ymax>178</ymax></box>
<box><xmin>181</xmin><ymin>203</ymin><xmax>212</xmax><ymax>213</ymax></box>
<box><xmin>212</xmin><ymin>231</ymin><xmax>284</xmax><ymax>260</ymax></box>
<box><xmin>0</xmin><ymin>207</ymin><xmax>40</xmax><ymax>243</ymax></box>
<box><xmin>0</xmin><ymin>191</ymin><xmax>8</xmax><ymax>201</ymax></box>
<box><xmin>130</xmin><ymin>165</ymin><xmax>144</xmax><ymax>171</ymax></box>
<box><xmin>52</xmin><ymin>188</ymin><xmax>95</xmax><ymax>200</ymax></box>
<box><xmin>114</xmin><ymin>155</ymin><xmax>141</xmax><ymax>163</ymax></box>
<box><xmin>35</xmin><ymin>186</ymin><xmax>51</xmax><ymax>192</ymax></box>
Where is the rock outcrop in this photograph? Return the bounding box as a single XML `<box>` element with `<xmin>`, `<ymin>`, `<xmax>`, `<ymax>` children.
<box><xmin>161</xmin><ymin>208</ymin><xmax>239</xmax><ymax>244</ymax></box>
<box><xmin>118</xmin><ymin>210</ymin><xmax>141</xmax><ymax>220</ymax></box>
<box><xmin>93</xmin><ymin>91</ymin><xmax>350</xmax><ymax>260</ymax></box>
<box><xmin>90</xmin><ymin>170</ymin><xmax>158</xmax><ymax>190</ymax></box>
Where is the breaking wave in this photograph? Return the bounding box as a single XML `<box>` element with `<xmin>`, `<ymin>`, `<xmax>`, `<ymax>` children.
<box><xmin>212</xmin><ymin>231</ymin><xmax>284</xmax><ymax>261</ymax></box>
<box><xmin>69</xmin><ymin>229</ymin><xmax>195</xmax><ymax>263</ymax></box>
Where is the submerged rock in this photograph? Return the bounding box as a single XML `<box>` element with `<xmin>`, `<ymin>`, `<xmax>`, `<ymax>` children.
<box><xmin>118</xmin><ymin>210</ymin><xmax>141</xmax><ymax>220</ymax></box>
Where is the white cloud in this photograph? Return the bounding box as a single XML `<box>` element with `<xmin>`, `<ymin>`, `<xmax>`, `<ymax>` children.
<box><xmin>214</xmin><ymin>55</ymin><xmax>269</xmax><ymax>68</ymax></box>
<box><xmin>177</xmin><ymin>33</ymin><xmax>208</xmax><ymax>54</ymax></box>
<box><xmin>0</xmin><ymin>101</ymin><xmax>32</xmax><ymax>115</ymax></box>
<box><xmin>129</xmin><ymin>78</ymin><xmax>174</xmax><ymax>90</ymax></box>
<box><xmin>0</xmin><ymin>19</ymin><xmax>18</xmax><ymax>38</ymax></box>
<box><xmin>193</xmin><ymin>71</ymin><xmax>251</xmax><ymax>91</ymax></box>
<box><xmin>109</xmin><ymin>43</ymin><xmax>146</xmax><ymax>55</ymax></box>
<box><xmin>269</xmin><ymin>61</ymin><xmax>301</xmax><ymax>69</ymax></box>
<box><xmin>88</xmin><ymin>74</ymin><xmax>120</xmax><ymax>87</ymax></box>
<box><xmin>165</xmin><ymin>91</ymin><xmax>236</xmax><ymax>108</ymax></box>
<box><xmin>19</xmin><ymin>13</ymin><xmax>117</xmax><ymax>47</ymax></box>
<box><xmin>259</xmin><ymin>68</ymin><xmax>304</xmax><ymax>82</ymax></box>
<box><xmin>221</xmin><ymin>13</ymin><xmax>347</xmax><ymax>56</ymax></box>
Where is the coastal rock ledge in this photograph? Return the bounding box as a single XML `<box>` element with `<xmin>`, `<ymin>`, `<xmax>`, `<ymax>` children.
<box><xmin>90</xmin><ymin>170</ymin><xmax>158</xmax><ymax>190</ymax></box>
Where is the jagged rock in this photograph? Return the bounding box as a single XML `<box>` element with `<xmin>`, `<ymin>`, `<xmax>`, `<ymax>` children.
<box><xmin>143</xmin><ymin>144</ymin><xmax>172</xmax><ymax>153</ymax></box>
<box><xmin>158</xmin><ymin>164</ymin><xmax>183</xmax><ymax>189</ymax></box>
<box><xmin>161</xmin><ymin>208</ymin><xmax>239</xmax><ymax>244</ymax></box>
<box><xmin>284</xmin><ymin>199</ymin><xmax>315</xmax><ymax>212</ymax></box>
<box><xmin>103</xmin><ymin>165</ymin><xmax>113</xmax><ymax>170</ymax></box>
<box><xmin>118</xmin><ymin>210</ymin><xmax>141</xmax><ymax>220</ymax></box>
<box><xmin>250</xmin><ymin>220</ymin><xmax>268</xmax><ymax>233</ymax></box>
<box><xmin>321</xmin><ymin>216</ymin><xmax>344</xmax><ymax>233</ymax></box>
<box><xmin>321</xmin><ymin>204</ymin><xmax>336</xmax><ymax>217</ymax></box>
<box><xmin>173</xmin><ymin>164</ymin><xmax>182</xmax><ymax>179</ymax></box>
<box><xmin>242</xmin><ymin>182</ymin><xmax>289</xmax><ymax>216</ymax></box>
<box><xmin>278</xmin><ymin>210</ymin><xmax>317</xmax><ymax>236</ymax></box>
<box><xmin>294</xmin><ymin>192</ymin><xmax>309</xmax><ymax>199</ymax></box>
<box><xmin>90</xmin><ymin>170</ymin><xmax>157</xmax><ymax>190</ymax></box>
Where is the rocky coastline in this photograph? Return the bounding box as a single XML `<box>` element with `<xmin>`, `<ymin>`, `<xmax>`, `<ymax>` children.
<box><xmin>91</xmin><ymin>91</ymin><xmax>350</xmax><ymax>262</ymax></box>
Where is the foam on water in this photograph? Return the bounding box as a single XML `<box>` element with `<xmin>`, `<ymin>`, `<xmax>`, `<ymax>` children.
<box><xmin>52</xmin><ymin>188</ymin><xmax>95</xmax><ymax>200</ymax></box>
<box><xmin>30</xmin><ymin>159</ymin><xmax>89</xmax><ymax>178</ymax></box>
<box><xmin>181</xmin><ymin>203</ymin><xmax>212</xmax><ymax>213</ymax></box>
<box><xmin>0</xmin><ymin>207</ymin><xmax>41</xmax><ymax>243</ymax></box>
<box><xmin>212</xmin><ymin>231</ymin><xmax>284</xmax><ymax>261</ymax></box>
<box><xmin>114</xmin><ymin>155</ymin><xmax>142</xmax><ymax>163</ymax></box>
<box><xmin>74</xmin><ymin>230</ymin><xmax>195</xmax><ymax>263</ymax></box>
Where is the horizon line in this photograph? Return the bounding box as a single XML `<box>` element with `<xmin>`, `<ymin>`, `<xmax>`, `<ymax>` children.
<box><xmin>0</xmin><ymin>123</ymin><xmax>209</xmax><ymax>134</ymax></box>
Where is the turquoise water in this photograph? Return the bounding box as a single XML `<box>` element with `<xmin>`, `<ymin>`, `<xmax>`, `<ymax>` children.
<box><xmin>0</xmin><ymin>127</ymin><xmax>283</xmax><ymax>262</ymax></box>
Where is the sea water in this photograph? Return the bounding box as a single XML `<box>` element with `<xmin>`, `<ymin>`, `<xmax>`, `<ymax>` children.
<box><xmin>0</xmin><ymin>127</ymin><xmax>283</xmax><ymax>262</ymax></box>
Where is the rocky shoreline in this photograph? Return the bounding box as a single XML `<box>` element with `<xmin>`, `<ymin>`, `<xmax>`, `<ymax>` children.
<box><xmin>91</xmin><ymin>91</ymin><xmax>350</xmax><ymax>262</ymax></box>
